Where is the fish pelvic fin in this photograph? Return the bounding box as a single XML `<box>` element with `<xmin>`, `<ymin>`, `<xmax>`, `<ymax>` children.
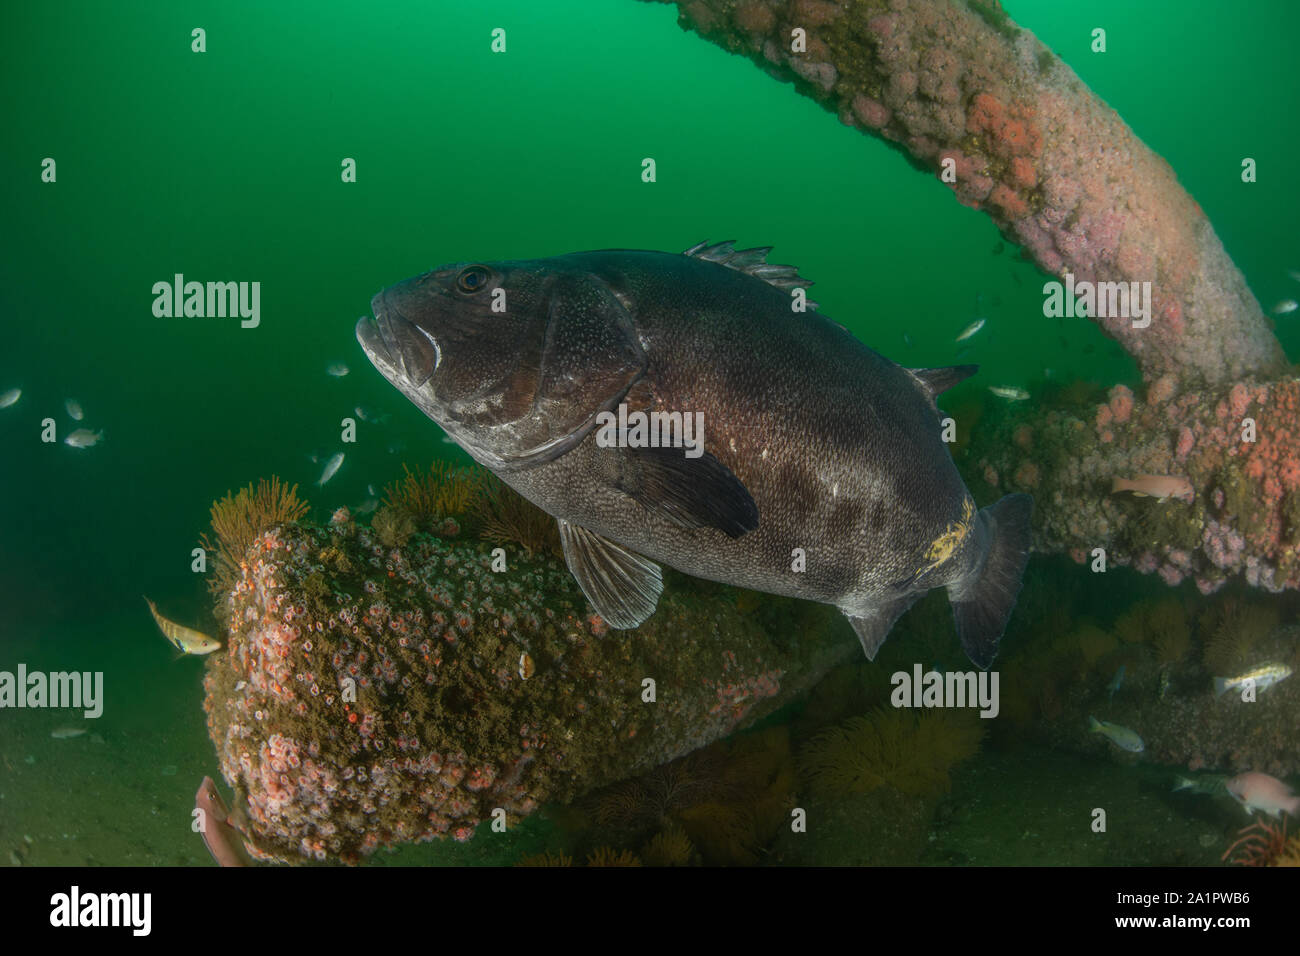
<box><xmin>947</xmin><ymin>493</ymin><xmax>1033</xmax><ymax>669</ymax></box>
<box><xmin>843</xmin><ymin>593</ymin><xmax>921</xmax><ymax>660</ymax></box>
<box><xmin>557</xmin><ymin>519</ymin><xmax>663</xmax><ymax>630</ymax></box>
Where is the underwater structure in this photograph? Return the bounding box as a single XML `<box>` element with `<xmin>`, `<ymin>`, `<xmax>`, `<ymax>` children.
<box><xmin>202</xmin><ymin>511</ymin><xmax>851</xmax><ymax>863</ymax></box>
<box><xmin>644</xmin><ymin>0</ymin><xmax>1299</xmax><ymax>595</ymax></box>
<box><xmin>966</xmin><ymin>380</ymin><xmax>1300</xmax><ymax>593</ymax></box>
<box><xmin>192</xmin><ymin>3</ymin><xmax>1298</xmax><ymax>865</ymax></box>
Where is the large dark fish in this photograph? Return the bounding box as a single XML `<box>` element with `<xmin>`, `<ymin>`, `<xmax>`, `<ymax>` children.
<box><xmin>356</xmin><ymin>242</ymin><xmax>1032</xmax><ymax>667</ymax></box>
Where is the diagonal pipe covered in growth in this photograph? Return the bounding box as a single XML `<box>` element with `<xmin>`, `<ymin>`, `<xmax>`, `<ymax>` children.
<box><xmin>641</xmin><ymin>0</ymin><xmax>1287</xmax><ymax>387</ymax></box>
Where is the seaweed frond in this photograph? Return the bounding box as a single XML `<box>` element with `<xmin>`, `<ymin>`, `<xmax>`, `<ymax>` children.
<box><xmin>471</xmin><ymin>474</ymin><xmax>562</xmax><ymax>558</ymax></box>
<box><xmin>381</xmin><ymin>462</ymin><xmax>486</xmax><ymax>528</ymax></box>
<box><xmin>585</xmin><ymin>846</ymin><xmax>641</xmax><ymax>867</ymax></box>
<box><xmin>800</xmin><ymin>706</ymin><xmax>983</xmax><ymax>799</ymax></box>
<box><xmin>200</xmin><ymin>476</ymin><xmax>309</xmax><ymax>599</ymax></box>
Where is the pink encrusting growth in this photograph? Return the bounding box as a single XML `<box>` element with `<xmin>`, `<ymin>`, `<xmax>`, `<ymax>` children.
<box><xmin>970</xmin><ymin>379</ymin><xmax>1300</xmax><ymax>593</ymax></box>
<box><xmin>650</xmin><ymin>0</ymin><xmax>1286</xmax><ymax>386</ymax></box>
<box><xmin>204</xmin><ymin>522</ymin><xmax>852</xmax><ymax>863</ymax></box>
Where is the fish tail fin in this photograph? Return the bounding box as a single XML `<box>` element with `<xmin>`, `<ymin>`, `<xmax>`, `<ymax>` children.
<box><xmin>1172</xmin><ymin>776</ymin><xmax>1193</xmax><ymax>792</ymax></box>
<box><xmin>948</xmin><ymin>493</ymin><xmax>1032</xmax><ymax>669</ymax></box>
<box><xmin>1088</xmin><ymin>715</ymin><xmax>1102</xmax><ymax>733</ymax></box>
<box><xmin>1213</xmin><ymin>677</ymin><xmax>1230</xmax><ymax>696</ymax></box>
<box><xmin>1110</xmin><ymin>477</ymin><xmax>1127</xmax><ymax>494</ymax></box>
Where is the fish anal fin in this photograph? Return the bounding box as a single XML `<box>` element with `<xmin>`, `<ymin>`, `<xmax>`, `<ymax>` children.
<box><xmin>844</xmin><ymin>593</ymin><xmax>921</xmax><ymax>660</ymax></box>
<box><xmin>557</xmin><ymin>519</ymin><xmax>663</xmax><ymax>630</ymax></box>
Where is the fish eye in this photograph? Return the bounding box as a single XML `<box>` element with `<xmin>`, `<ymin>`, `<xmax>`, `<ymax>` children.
<box><xmin>456</xmin><ymin>266</ymin><xmax>490</xmax><ymax>294</ymax></box>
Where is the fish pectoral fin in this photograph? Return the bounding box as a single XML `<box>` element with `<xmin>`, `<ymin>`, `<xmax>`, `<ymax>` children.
<box><xmin>557</xmin><ymin>519</ymin><xmax>663</xmax><ymax>630</ymax></box>
<box><xmin>843</xmin><ymin>593</ymin><xmax>921</xmax><ymax>660</ymax></box>
<box><xmin>614</xmin><ymin>446</ymin><xmax>759</xmax><ymax>538</ymax></box>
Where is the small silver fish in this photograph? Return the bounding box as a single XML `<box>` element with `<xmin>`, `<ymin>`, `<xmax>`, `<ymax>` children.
<box><xmin>956</xmin><ymin>318</ymin><xmax>986</xmax><ymax>342</ymax></box>
<box><xmin>64</xmin><ymin>398</ymin><xmax>84</xmax><ymax>421</ymax></box>
<box><xmin>354</xmin><ymin>497</ymin><xmax>379</xmax><ymax>515</ymax></box>
<box><xmin>50</xmin><ymin>727</ymin><xmax>87</xmax><ymax>740</ymax></box>
<box><xmin>318</xmin><ymin>451</ymin><xmax>345</xmax><ymax>486</ymax></box>
<box><xmin>1172</xmin><ymin>773</ymin><xmax>1227</xmax><ymax>795</ymax></box>
<box><xmin>1106</xmin><ymin>664</ymin><xmax>1125</xmax><ymax>703</ymax></box>
<box><xmin>64</xmin><ymin>428</ymin><xmax>104</xmax><ymax>448</ymax></box>
<box><xmin>1088</xmin><ymin>716</ymin><xmax>1144</xmax><ymax>753</ymax></box>
<box><xmin>1288</xmin><ymin>269</ymin><xmax>1300</xmax><ymax>283</ymax></box>
<box><xmin>988</xmin><ymin>386</ymin><xmax>1029</xmax><ymax>401</ymax></box>
<box><xmin>1273</xmin><ymin>299</ymin><xmax>1298</xmax><ymax>315</ymax></box>
<box><xmin>354</xmin><ymin>406</ymin><xmax>391</xmax><ymax>425</ymax></box>
<box><xmin>0</xmin><ymin>388</ymin><xmax>21</xmax><ymax>408</ymax></box>
<box><xmin>326</xmin><ymin>362</ymin><xmax>350</xmax><ymax>377</ymax></box>
<box><xmin>1214</xmin><ymin>662</ymin><xmax>1292</xmax><ymax>697</ymax></box>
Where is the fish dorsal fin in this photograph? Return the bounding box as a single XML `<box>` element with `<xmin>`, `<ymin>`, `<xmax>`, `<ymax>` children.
<box><xmin>907</xmin><ymin>364</ymin><xmax>979</xmax><ymax>398</ymax></box>
<box><xmin>557</xmin><ymin>519</ymin><xmax>663</xmax><ymax>630</ymax></box>
<box><xmin>683</xmin><ymin>240</ymin><xmax>818</xmax><ymax>303</ymax></box>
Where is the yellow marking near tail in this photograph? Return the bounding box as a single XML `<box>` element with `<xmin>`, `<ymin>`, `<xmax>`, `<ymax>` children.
<box><xmin>920</xmin><ymin>497</ymin><xmax>976</xmax><ymax>571</ymax></box>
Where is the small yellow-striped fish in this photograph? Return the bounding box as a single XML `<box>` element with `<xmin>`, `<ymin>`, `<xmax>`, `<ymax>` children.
<box><xmin>144</xmin><ymin>597</ymin><xmax>222</xmax><ymax>655</ymax></box>
<box><xmin>1214</xmin><ymin>662</ymin><xmax>1291</xmax><ymax>697</ymax></box>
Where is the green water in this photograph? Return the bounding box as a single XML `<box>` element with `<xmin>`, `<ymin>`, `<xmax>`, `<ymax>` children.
<box><xmin>1</xmin><ymin>0</ymin><xmax>1297</xmax><ymax>867</ymax></box>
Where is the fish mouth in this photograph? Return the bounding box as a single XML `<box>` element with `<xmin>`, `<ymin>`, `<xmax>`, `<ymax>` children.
<box><xmin>357</xmin><ymin>291</ymin><xmax>441</xmax><ymax>389</ymax></box>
